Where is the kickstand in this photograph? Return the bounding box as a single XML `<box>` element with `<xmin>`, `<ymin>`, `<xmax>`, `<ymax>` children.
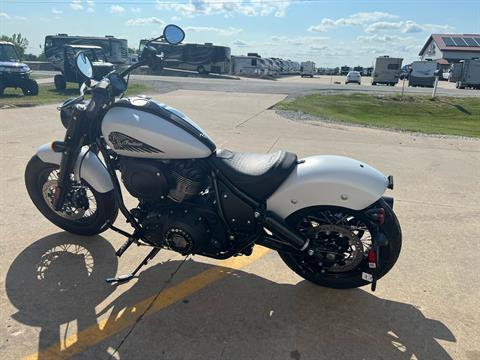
<box><xmin>106</xmin><ymin>247</ymin><xmax>161</xmax><ymax>284</ymax></box>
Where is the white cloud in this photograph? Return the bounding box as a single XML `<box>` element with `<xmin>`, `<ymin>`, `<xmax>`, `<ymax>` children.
<box><xmin>269</xmin><ymin>35</ymin><xmax>328</xmax><ymax>46</ymax></box>
<box><xmin>308</xmin><ymin>12</ymin><xmax>398</xmax><ymax>32</ymax></box>
<box><xmin>233</xmin><ymin>39</ymin><xmax>248</xmax><ymax>47</ymax></box>
<box><xmin>131</xmin><ymin>7</ymin><xmax>142</xmax><ymax>13</ymax></box>
<box><xmin>0</xmin><ymin>13</ymin><xmax>27</xmax><ymax>21</ymax></box>
<box><xmin>358</xmin><ymin>34</ymin><xmax>413</xmax><ymax>42</ymax></box>
<box><xmin>365</xmin><ymin>20</ymin><xmax>454</xmax><ymax>34</ymax></box>
<box><xmin>87</xmin><ymin>7</ymin><xmax>94</xmax><ymax>13</ymax></box>
<box><xmin>86</xmin><ymin>0</ymin><xmax>94</xmax><ymax>5</ymax></box>
<box><xmin>126</xmin><ymin>17</ymin><xmax>165</xmax><ymax>26</ymax></box>
<box><xmin>423</xmin><ymin>23</ymin><xmax>455</xmax><ymax>33</ymax></box>
<box><xmin>155</xmin><ymin>0</ymin><xmax>291</xmax><ymax>18</ymax></box>
<box><xmin>110</xmin><ymin>5</ymin><xmax>125</xmax><ymax>14</ymax></box>
<box><xmin>171</xmin><ymin>15</ymin><xmax>181</xmax><ymax>21</ymax></box>
<box><xmin>184</xmin><ymin>26</ymin><xmax>242</xmax><ymax>36</ymax></box>
<box><xmin>51</xmin><ymin>8</ymin><xmax>63</xmax><ymax>14</ymax></box>
<box><xmin>70</xmin><ymin>0</ymin><xmax>83</xmax><ymax>11</ymax></box>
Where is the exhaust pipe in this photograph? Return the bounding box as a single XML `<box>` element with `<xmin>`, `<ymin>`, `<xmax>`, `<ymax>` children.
<box><xmin>263</xmin><ymin>211</ymin><xmax>309</xmax><ymax>251</ymax></box>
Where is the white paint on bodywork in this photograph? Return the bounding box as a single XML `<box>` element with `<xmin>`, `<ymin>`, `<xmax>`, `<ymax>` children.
<box><xmin>36</xmin><ymin>143</ymin><xmax>114</xmax><ymax>193</ymax></box>
<box><xmin>267</xmin><ymin>155</ymin><xmax>388</xmax><ymax>217</ymax></box>
<box><xmin>102</xmin><ymin>106</ymin><xmax>213</xmax><ymax>159</ymax></box>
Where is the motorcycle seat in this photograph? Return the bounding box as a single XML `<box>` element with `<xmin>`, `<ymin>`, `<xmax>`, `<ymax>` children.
<box><xmin>212</xmin><ymin>149</ymin><xmax>298</xmax><ymax>201</ymax></box>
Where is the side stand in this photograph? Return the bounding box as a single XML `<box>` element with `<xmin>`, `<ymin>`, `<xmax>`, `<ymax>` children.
<box><xmin>105</xmin><ymin>247</ymin><xmax>161</xmax><ymax>284</ymax></box>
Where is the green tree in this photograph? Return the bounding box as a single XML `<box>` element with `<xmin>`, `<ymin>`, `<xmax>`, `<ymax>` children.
<box><xmin>0</xmin><ymin>33</ymin><xmax>30</xmax><ymax>58</ymax></box>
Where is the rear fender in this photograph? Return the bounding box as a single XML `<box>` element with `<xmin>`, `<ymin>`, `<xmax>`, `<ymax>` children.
<box><xmin>267</xmin><ymin>155</ymin><xmax>389</xmax><ymax>218</ymax></box>
<box><xmin>36</xmin><ymin>143</ymin><xmax>114</xmax><ymax>193</ymax></box>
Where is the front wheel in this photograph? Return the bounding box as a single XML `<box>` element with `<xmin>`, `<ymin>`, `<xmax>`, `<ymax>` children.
<box><xmin>278</xmin><ymin>199</ymin><xmax>402</xmax><ymax>289</ymax></box>
<box><xmin>22</xmin><ymin>79</ymin><xmax>39</xmax><ymax>96</ymax></box>
<box><xmin>25</xmin><ymin>155</ymin><xmax>118</xmax><ymax>236</ymax></box>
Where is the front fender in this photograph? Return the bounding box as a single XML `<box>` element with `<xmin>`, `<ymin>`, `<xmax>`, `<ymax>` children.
<box><xmin>267</xmin><ymin>155</ymin><xmax>389</xmax><ymax>218</ymax></box>
<box><xmin>36</xmin><ymin>143</ymin><xmax>114</xmax><ymax>193</ymax></box>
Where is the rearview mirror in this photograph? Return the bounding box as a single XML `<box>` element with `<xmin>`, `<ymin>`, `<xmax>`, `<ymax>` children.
<box><xmin>163</xmin><ymin>24</ymin><xmax>185</xmax><ymax>45</ymax></box>
<box><xmin>75</xmin><ymin>52</ymin><xmax>93</xmax><ymax>79</ymax></box>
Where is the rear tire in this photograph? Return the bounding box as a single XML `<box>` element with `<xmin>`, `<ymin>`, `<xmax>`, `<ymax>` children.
<box><xmin>54</xmin><ymin>74</ymin><xmax>66</xmax><ymax>91</ymax></box>
<box><xmin>25</xmin><ymin>155</ymin><xmax>118</xmax><ymax>236</ymax></box>
<box><xmin>278</xmin><ymin>199</ymin><xmax>402</xmax><ymax>289</ymax></box>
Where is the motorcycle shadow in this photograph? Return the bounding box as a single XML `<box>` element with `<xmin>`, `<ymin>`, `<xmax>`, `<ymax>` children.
<box><xmin>6</xmin><ymin>232</ymin><xmax>455</xmax><ymax>360</ymax></box>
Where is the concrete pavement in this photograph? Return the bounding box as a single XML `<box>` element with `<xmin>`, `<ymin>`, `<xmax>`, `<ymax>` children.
<box><xmin>1</xmin><ymin>90</ymin><xmax>479</xmax><ymax>359</ymax></box>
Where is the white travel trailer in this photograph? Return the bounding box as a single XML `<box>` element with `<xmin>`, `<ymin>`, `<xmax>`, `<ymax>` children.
<box><xmin>409</xmin><ymin>61</ymin><xmax>438</xmax><ymax>87</ymax></box>
<box><xmin>231</xmin><ymin>55</ymin><xmax>269</xmax><ymax>77</ymax></box>
<box><xmin>372</xmin><ymin>56</ymin><xmax>403</xmax><ymax>86</ymax></box>
<box><xmin>300</xmin><ymin>61</ymin><xmax>315</xmax><ymax>77</ymax></box>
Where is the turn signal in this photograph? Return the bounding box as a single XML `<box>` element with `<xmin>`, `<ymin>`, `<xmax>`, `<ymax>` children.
<box><xmin>51</xmin><ymin>141</ymin><xmax>66</xmax><ymax>153</ymax></box>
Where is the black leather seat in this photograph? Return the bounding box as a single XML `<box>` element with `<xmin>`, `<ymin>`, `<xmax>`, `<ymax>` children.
<box><xmin>212</xmin><ymin>149</ymin><xmax>298</xmax><ymax>201</ymax></box>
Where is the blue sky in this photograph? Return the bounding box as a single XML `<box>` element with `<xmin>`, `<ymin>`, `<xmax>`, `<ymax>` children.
<box><xmin>1</xmin><ymin>0</ymin><xmax>479</xmax><ymax>66</ymax></box>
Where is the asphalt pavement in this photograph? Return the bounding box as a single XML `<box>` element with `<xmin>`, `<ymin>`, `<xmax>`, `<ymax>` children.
<box><xmin>1</xmin><ymin>89</ymin><xmax>479</xmax><ymax>360</ymax></box>
<box><xmin>32</xmin><ymin>71</ymin><xmax>480</xmax><ymax>98</ymax></box>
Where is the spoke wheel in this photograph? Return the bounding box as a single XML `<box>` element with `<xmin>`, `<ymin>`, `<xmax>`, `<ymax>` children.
<box><xmin>278</xmin><ymin>201</ymin><xmax>402</xmax><ymax>289</ymax></box>
<box><xmin>25</xmin><ymin>155</ymin><xmax>118</xmax><ymax>236</ymax></box>
<box><xmin>295</xmin><ymin>209</ymin><xmax>373</xmax><ymax>274</ymax></box>
<box><xmin>41</xmin><ymin>170</ymin><xmax>98</xmax><ymax>221</ymax></box>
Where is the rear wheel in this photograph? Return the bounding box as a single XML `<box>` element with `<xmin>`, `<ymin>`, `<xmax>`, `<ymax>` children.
<box><xmin>54</xmin><ymin>74</ymin><xmax>66</xmax><ymax>91</ymax></box>
<box><xmin>278</xmin><ymin>199</ymin><xmax>402</xmax><ymax>289</ymax></box>
<box><xmin>25</xmin><ymin>155</ymin><xmax>118</xmax><ymax>236</ymax></box>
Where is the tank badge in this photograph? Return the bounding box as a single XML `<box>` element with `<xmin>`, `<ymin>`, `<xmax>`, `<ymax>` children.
<box><xmin>109</xmin><ymin>132</ymin><xmax>163</xmax><ymax>153</ymax></box>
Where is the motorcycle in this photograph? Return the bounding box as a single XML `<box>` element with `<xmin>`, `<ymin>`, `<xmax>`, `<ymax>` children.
<box><xmin>25</xmin><ymin>25</ymin><xmax>401</xmax><ymax>290</ymax></box>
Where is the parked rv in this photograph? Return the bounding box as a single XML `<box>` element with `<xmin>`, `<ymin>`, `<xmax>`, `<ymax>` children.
<box><xmin>353</xmin><ymin>66</ymin><xmax>364</xmax><ymax>73</ymax></box>
<box><xmin>409</xmin><ymin>61</ymin><xmax>437</xmax><ymax>87</ymax></box>
<box><xmin>448</xmin><ymin>62</ymin><xmax>463</xmax><ymax>82</ymax></box>
<box><xmin>372</xmin><ymin>56</ymin><xmax>403</xmax><ymax>86</ymax></box>
<box><xmin>44</xmin><ymin>34</ymin><xmax>128</xmax><ymax>66</ymax></box>
<box><xmin>300</xmin><ymin>61</ymin><xmax>315</xmax><ymax>77</ymax></box>
<box><xmin>340</xmin><ymin>66</ymin><xmax>350</xmax><ymax>75</ymax></box>
<box><xmin>456</xmin><ymin>59</ymin><xmax>480</xmax><ymax>89</ymax></box>
<box><xmin>231</xmin><ymin>55</ymin><xmax>268</xmax><ymax>77</ymax></box>
<box><xmin>53</xmin><ymin>45</ymin><xmax>115</xmax><ymax>90</ymax></box>
<box><xmin>0</xmin><ymin>41</ymin><xmax>39</xmax><ymax>96</ymax></box>
<box><xmin>140</xmin><ymin>40</ymin><xmax>231</xmax><ymax>74</ymax></box>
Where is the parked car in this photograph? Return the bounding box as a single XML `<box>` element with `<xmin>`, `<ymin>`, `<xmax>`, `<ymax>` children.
<box><xmin>0</xmin><ymin>41</ymin><xmax>39</xmax><ymax>96</ymax></box>
<box><xmin>345</xmin><ymin>71</ymin><xmax>361</xmax><ymax>84</ymax></box>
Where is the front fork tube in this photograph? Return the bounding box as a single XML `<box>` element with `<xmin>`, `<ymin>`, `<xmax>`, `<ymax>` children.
<box><xmin>53</xmin><ymin>110</ymin><xmax>85</xmax><ymax>211</ymax></box>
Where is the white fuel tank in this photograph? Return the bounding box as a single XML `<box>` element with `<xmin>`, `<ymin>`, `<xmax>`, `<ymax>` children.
<box><xmin>102</xmin><ymin>97</ymin><xmax>215</xmax><ymax>159</ymax></box>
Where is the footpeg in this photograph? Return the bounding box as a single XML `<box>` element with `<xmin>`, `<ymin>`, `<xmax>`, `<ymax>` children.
<box><xmin>105</xmin><ymin>274</ymin><xmax>135</xmax><ymax>284</ymax></box>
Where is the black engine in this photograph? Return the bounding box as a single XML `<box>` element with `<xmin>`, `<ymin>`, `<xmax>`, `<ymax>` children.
<box><xmin>119</xmin><ymin>157</ymin><xmax>228</xmax><ymax>255</ymax></box>
<box><xmin>120</xmin><ymin>157</ymin><xmax>206</xmax><ymax>203</ymax></box>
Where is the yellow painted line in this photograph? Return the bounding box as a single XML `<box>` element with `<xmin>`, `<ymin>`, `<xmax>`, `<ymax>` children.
<box><xmin>24</xmin><ymin>246</ymin><xmax>271</xmax><ymax>360</ymax></box>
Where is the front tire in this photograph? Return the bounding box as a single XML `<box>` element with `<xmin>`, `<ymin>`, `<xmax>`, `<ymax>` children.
<box><xmin>278</xmin><ymin>199</ymin><xmax>402</xmax><ymax>289</ymax></box>
<box><xmin>25</xmin><ymin>155</ymin><xmax>118</xmax><ymax>236</ymax></box>
<box><xmin>22</xmin><ymin>79</ymin><xmax>39</xmax><ymax>96</ymax></box>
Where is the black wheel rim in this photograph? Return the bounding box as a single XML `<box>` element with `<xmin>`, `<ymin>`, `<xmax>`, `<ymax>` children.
<box><xmin>288</xmin><ymin>207</ymin><xmax>374</xmax><ymax>278</ymax></box>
